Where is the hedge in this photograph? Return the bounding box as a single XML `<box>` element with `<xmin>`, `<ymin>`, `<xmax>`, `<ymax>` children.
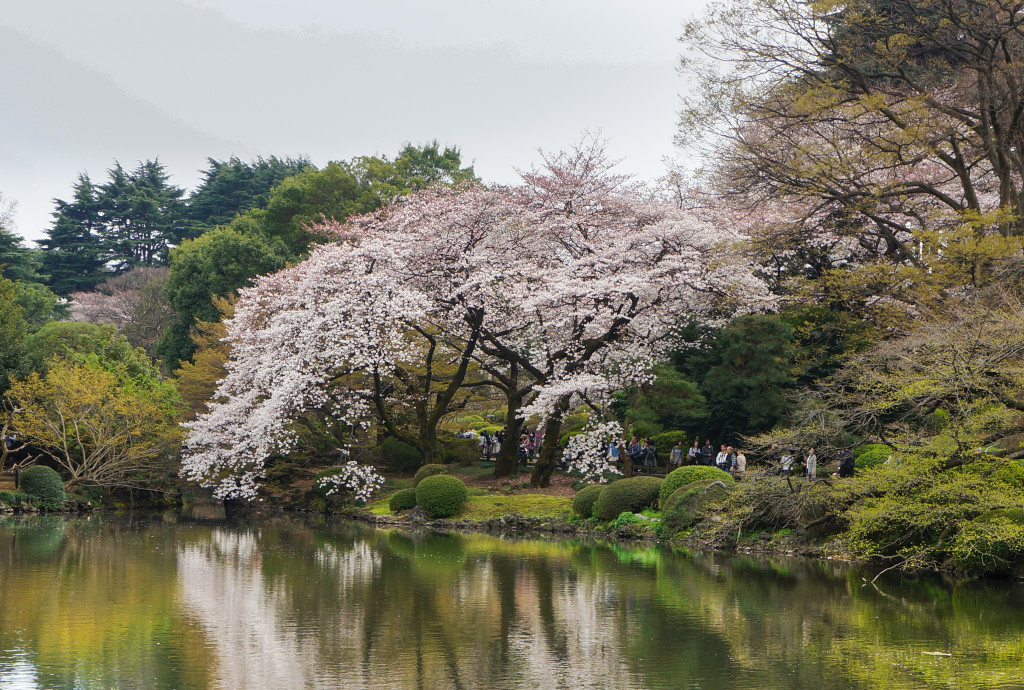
<box><xmin>593</xmin><ymin>476</ymin><xmax>662</xmax><ymax>522</ymax></box>
<box><xmin>19</xmin><ymin>465</ymin><xmax>67</xmax><ymax>508</ymax></box>
<box><xmin>659</xmin><ymin>465</ymin><xmax>733</xmax><ymax>509</ymax></box>
<box><xmin>572</xmin><ymin>484</ymin><xmax>605</xmax><ymax>518</ymax></box>
<box><xmin>661</xmin><ymin>479</ymin><xmax>731</xmax><ymax>538</ymax></box>
<box><xmin>414</xmin><ymin>463</ymin><xmax>447</xmax><ymax>486</ymax></box>
<box><xmin>389</xmin><ymin>488</ymin><xmax>418</xmax><ymax>512</ymax></box>
<box><xmin>415</xmin><ymin>474</ymin><xmax>469</xmax><ymax>518</ymax></box>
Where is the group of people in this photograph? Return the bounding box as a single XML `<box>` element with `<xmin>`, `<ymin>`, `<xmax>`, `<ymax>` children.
<box><xmin>666</xmin><ymin>440</ymin><xmax>749</xmax><ymax>477</ymax></box>
<box><xmin>606</xmin><ymin>437</ymin><xmax>660</xmax><ymax>473</ymax></box>
<box><xmin>470</xmin><ymin>427</ymin><xmax>543</xmax><ymax>464</ymax></box>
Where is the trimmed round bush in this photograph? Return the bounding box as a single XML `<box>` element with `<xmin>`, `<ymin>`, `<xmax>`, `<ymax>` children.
<box><xmin>19</xmin><ymin>465</ymin><xmax>67</xmax><ymax>508</ymax></box>
<box><xmin>650</xmin><ymin>431</ymin><xmax>689</xmax><ymax>453</ymax></box>
<box><xmin>593</xmin><ymin>476</ymin><xmax>663</xmax><ymax>522</ymax></box>
<box><xmin>659</xmin><ymin>465</ymin><xmax>733</xmax><ymax>509</ymax></box>
<box><xmin>414</xmin><ymin>463</ymin><xmax>447</xmax><ymax>486</ymax></box>
<box><xmin>572</xmin><ymin>484</ymin><xmax>605</xmax><ymax>518</ymax></box>
<box><xmin>389</xmin><ymin>487</ymin><xmax>418</xmax><ymax>512</ymax></box>
<box><xmin>380</xmin><ymin>437</ymin><xmax>423</xmax><ymax>472</ymax></box>
<box><xmin>415</xmin><ymin>474</ymin><xmax>469</xmax><ymax>518</ymax></box>
<box><xmin>661</xmin><ymin>479</ymin><xmax>731</xmax><ymax>538</ymax></box>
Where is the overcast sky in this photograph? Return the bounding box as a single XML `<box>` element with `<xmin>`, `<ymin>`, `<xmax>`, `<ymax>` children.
<box><xmin>1</xmin><ymin>0</ymin><xmax>709</xmax><ymax>242</ymax></box>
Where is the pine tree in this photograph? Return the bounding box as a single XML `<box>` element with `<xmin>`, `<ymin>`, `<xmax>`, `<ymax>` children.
<box><xmin>40</xmin><ymin>174</ymin><xmax>109</xmax><ymax>295</ymax></box>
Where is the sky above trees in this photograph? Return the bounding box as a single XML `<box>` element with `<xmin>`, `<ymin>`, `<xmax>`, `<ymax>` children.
<box><xmin>1</xmin><ymin>0</ymin><xmax>708</xmax><ymax>241</ymax></box>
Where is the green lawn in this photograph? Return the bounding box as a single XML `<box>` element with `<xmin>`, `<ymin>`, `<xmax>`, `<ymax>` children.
<box><xmin>369</xmin><ymin>491</ymin><xmax>571</xmax><ymax>520</ymax></box>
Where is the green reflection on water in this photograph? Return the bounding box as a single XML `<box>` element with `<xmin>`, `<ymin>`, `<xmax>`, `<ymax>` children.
<box><xmin>0</xmin><ymin>515</ymin><xmax>1021</xmax><ymax>689</ymax></box>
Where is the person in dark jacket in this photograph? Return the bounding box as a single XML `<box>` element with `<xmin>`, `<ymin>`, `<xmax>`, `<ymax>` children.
<box><xmin>836</xmin><ymin>448</ymin><xmax>856</xmax><ymax>478</ymax></box>
<box><xmin>701</xmin><ymin>440</ymin><xmax>714</xmax><ymax>466</ymax></box>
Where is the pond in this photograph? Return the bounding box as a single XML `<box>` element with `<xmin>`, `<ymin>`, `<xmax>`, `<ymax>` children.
<box><xmin>0</xmin><ymin>516</ymin><xmax>1021</xmax><ymax>689</ymax></box>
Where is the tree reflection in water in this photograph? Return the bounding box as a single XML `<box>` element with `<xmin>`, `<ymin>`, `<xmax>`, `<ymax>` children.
<box><xmin>0</xmin><ymin>517</ymin><xmax>1023</xmax><ymax>689</ymax></box>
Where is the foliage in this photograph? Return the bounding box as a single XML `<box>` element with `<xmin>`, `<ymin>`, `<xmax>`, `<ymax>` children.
<box><xmin>185</xmin><ymin>155</ymin><xmax>313</xmax><ymax>231</ymax></box>
<box><xmin>440</xmin><ymin>439</ymin><xmax>478</xmax><ymax>467</ymax></box>
<box><xmin>661</xmin><ymin>479</ymin><xmax>731</xmax><ymax>538</ymax></box>
<box><xmin>593</xmin><ymin>476</ymin><xmax>663</xmax><ymax>522</ymax></box>
<box><xmin>650</xmin><ymin>431</ymin><xmax>690</xmax><ymax>454</ymax></box>
<box><xmin>0</xmin><ymin>278</ymin><xmax>29</xmax><ymax>395</ymax></box>
<box><xmin>415</xmin><ymin>474</ymin><xmax>469</xmax><ymax>518</ymax></box>
<box><xmin>381</xmin><ymin>437</ymin><xmax>424</xmax><ymax>473</ymax></box>
<box><xmin>160</xmin><ymin>226</ymin><xmax>286</xmax><ymax>367</ymax></box>
<box><xmin>610</xmin><ymin>511</ymin><xmax>644</xmax><ymax>530</ymax></box>
<box><xmin>572</xmin><ymin>484</ymin><xmax>605</xmax><ymax>518</ymax></box>
<box><xmin>388</xmin><ymin>487</ymin><xmax>418</xmax><ymax>512</ymax></box>
<box><xmin>854</xmin><ymin>444</ymin><xmax>890</xmax><ymax>469</ymax></box>
<box><xmin>680</xmin><ymin>0</ymin><xmax>1024</xmax><ymax>319</ymax></box>
<box><xmin>659</xmin><ymin>465</ymin><xmax>733</xmax><ymax>509</ymax></box>
<box><xmin>13</xmin><ymin>281</ymin><xmax>63</xmax><ymax>332</ymax></box>
<box><xmin>6</xmin><ymin>358</ymin><xmax>180</xmax><ymax>488</ymax></box>
<box><xmin>457</xmin><ymin>494</ymin><xmax>572</xmax><ymax>520</ymax></box>
<box><xmin>623</xmin><ymin>365</ymin><xmax>706</xmax><ymax>437</ymax></box>
<box><xmin>413</xmin><ymin>463</ymin><xmax>447</xmax><ymax>486</ymax></box>
<box><xmin>18</xmin><ymin>465</ymin><xmax>67</xmax><ymax>508</ymax></box>
<box><xmin>949</xmin><ymin>510</ymin><xmax>1024</xmax><ymax>575</ymax></box>
<box><xmin>172</xmin><ymin>297</ymin><xmax>232</xmax><ymax>419</ymax></box>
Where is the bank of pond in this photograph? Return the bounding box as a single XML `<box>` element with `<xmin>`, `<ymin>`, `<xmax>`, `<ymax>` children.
<box><xmin>0</xmin><ymin>515</ymin><xmax>1021</xmax><ymax>689</ymax></box>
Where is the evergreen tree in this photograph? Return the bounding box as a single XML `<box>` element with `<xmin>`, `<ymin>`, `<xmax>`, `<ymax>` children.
<box><xmin>40</xmin><ymin>174</ymin><xmax>109</xmax><ymax>295</ymax></box>
<box><xmin>100</xmin><ymin>160</ymin><xmax>187</xmax><ymax>270</ymax></box>
<box><xmin>186</xmin><ymin>155</ymin><xmax>313</xmax><ymax>232</ymax></box>
<box><xmin>0</xmin><ymin>278</ymin><xmax>29</xmax><ymax>395</ymax></box>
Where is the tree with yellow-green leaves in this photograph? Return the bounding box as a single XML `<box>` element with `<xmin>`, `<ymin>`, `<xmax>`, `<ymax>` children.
<box><xmin>6</xmin><ymin>358</ymin><xmax>181</xmax><ymax>489</ymax></box>
<box><xmin>680</xmin><ymin>0</ymin><xmax>1024</xmax><ymax>324</ymax></box>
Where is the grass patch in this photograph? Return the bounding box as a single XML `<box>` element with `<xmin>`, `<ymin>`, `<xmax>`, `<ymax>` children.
<box><xmin>639</xmin><ymin>508</ymin><xmax>662</xmax><ymax>520</ymax></box>
<box><xmin>460</xmin><ymin>494</ymin><xmax>571</xmax><ymax>520</ymax></box>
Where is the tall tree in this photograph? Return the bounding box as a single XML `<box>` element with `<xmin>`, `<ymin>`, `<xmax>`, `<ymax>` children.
<box><xmin>680</xmin><ymin>0</ymin><xmax>1024</xmax><ymax>318</ymax></box>
<box><xmin>186</xmin><ymin>155</ymin><xmax>313</xmax><ymax>232</ymax></box>
<box><xmin>40</xmin><ymin>174</ymin><xmax>108</xmax><ymax>295</ymax></box>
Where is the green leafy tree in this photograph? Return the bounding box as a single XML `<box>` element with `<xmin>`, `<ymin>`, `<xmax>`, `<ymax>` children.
<box><xmin>0</xmin><ymin>278</ymin><xmax>29</xmax><ymax>395</ymax></box>
<box><xmin>12</xmin><ymin>282</ymin><xmax>63</xmax><ymax>332</ymax></box>
<box><xmin>158</xmin><ymin>227</ymin><xmax>287</xmax><ymax>368</ymax></box>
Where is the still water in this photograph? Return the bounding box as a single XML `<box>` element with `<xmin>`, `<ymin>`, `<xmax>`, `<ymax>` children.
<box><xmin>0</xmin><ymin>515</ymin><xmax>1021</xmax><ymax>689</ymax></box>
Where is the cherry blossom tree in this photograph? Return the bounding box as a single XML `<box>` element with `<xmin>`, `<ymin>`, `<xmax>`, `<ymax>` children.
<box><xmin>181</xmin><ymin>140</ymin><xmax>770</xmax><ymax>498</ymax></box>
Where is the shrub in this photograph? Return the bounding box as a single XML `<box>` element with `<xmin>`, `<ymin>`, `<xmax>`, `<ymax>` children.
<box><xmin>0</xmin><ymin>490</ymin><xmax>16</xmax><ymax>505</ymax></box>
<box><xmin>441</xmin><ymin>438</ymin><xmax>479</xmax><ymax>467</ymax></box>
<box><xmin>415</xmin><ymin>474</ymin><xmax>469</xmax><ymax>518</ymax></box>
<box><xmin>651</xmin><ymin>431</ymin><xmax>689</xmax><ymax>454</ymax></box>
<box><xmin>572</xmin><ymin>484</ymin><xmax>605</xmax><ymax>518</ymax></box>
<box><xmin>854</xmin><ymin>444</ymin><xmax>890</xmax><ymax>469</ymax></box>
<box><xmin>611</xmin><ymin>511</ymin><xmax>644</xmax><ymax>530</ymax></box>
<box><xmin>659</xmin><ymin>465</ymin><xmax>733</xmax><ymax>509</ymax></box>
<box><xmin>19</xmin><ymin>465</ymin><xmax>67</xmax><ymax>509</ymax></box>
<box><xmin>380</xmin><ymin>437</ymin><xmax>423</xmax><ymax>472</ymax></box>
<box><xmin>950</xmin><ymin>510</ymin><xmax>1024</xmax><ymax>574</ymax></box>
<box><xmin>661</xmin><ymin>479</ymin><xmax>731</xmax><ymax>538</ymax></box>
<box><xmin>593</xmin><ymin>476</ymin><xmax>662</xmax><ymax>522</ymax></box>
<box><xmin>414</xmin><ymin>463</ymin><xmax>448</xmax><ymax>486</ymax></box>
<box><xmin>389</xmin><ymin>488</ymin><xmax>418</xmax><ymax>512</ymax></box>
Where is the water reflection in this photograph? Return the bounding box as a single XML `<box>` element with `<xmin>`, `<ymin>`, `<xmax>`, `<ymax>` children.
<box><xmin>0</xmin><ymin>516</ymin><xmax>1022</xmax><ymax>689</ymax></box>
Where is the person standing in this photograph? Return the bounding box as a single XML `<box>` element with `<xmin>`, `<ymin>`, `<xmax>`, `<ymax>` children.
<box><xmin>670</xmin><ymin>441</ymin><xmax>684</xmax><ymax>468</ymax></box>
<box><xmin>715</xmin><ymin>444</ymin><xmax>729</xmax><ymax>471</ymax></box>
<box><xmin>701</xmin><ymin>440</ymin><xmax>714</xmax><ymax>466</ymax></box>
<box><xmin>734</xmin><ymin>448</ymin><xmax>747</xmax><ymax>479</ymax></box>
<box><xmin>687</xmin><ymin>440</ymin><xmax>700</xmax><ymax>465</ymax></box>
<box><xmin>724</xmin><ymin>445</ymin><xmax>737</xmax><ymax>473</ymax></box>
<box><xmin>480</xmin><ymin>431</ymin><xmax>492</xmax><ymax>460</ymax></box>
<box><xmin>780</xmin><ymin>449</ymin><xmax>794</xmax><ymax>477</ymax></box>
<box><xmin>804</xmin><ymin>447</ymin><xmax>817</xmax><ymax>481</ymax></box>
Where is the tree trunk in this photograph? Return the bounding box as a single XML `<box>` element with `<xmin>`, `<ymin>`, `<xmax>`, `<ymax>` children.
<box><xmin>494</xmin><ymin>417</ymin><xmax>523</xmax><ymax>478</ymax></box>
<box><xmin>494</xmin><ymin>364</ymin><xmax>525</xmax><ymax>479</ymax></box>
<box><xmin>530</xmin><ymin>415</ymin><xmax>564</xmax><ymax>488</ymax></box>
